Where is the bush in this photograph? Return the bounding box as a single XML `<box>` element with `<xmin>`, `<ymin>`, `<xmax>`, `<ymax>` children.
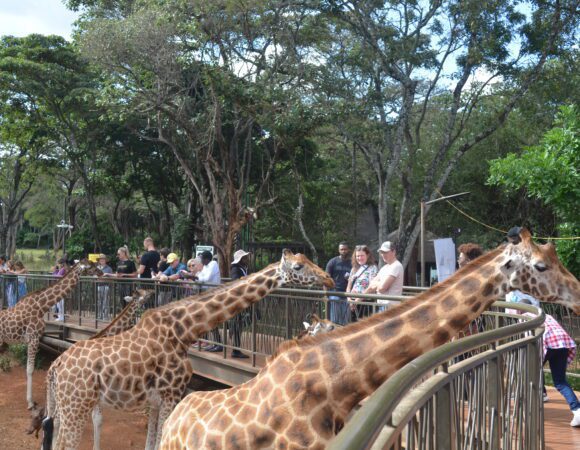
<box><xmin>7</xmin><ymin>343</ymin><xmax>44</xmax><ymax>369</ymax></box>
<box><xmin>8</xmin><ymin>343</ymin><xmax>28</xmax><ymax>366</ymax></box>
<box><xmin>0</xmin><ymin>355</ymin><xmax>11</xmax><ymax>372</ymax></box>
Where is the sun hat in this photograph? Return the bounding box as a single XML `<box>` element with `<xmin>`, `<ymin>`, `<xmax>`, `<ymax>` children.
<box><xmin>98</xmin><ymin>254</ymin><xmax>107</xmax><ymax>260</ymax></box>
<box><xmin>167</xmin><ymin>253</ymin><xmax>179</xmax><ymax>263</ymax></box>
<box><xmin>378</xmin><ymin>241</ymin><xmax>394</xmax><ymax>253</ymax></box>
<box><xmin>231</xmin><ymin>249</ymin><xmax>250</xmax><ymax>265</ymax></box>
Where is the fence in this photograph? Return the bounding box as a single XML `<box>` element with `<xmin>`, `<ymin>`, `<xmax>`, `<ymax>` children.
<box><xmin>329</xmin><ymin>301</ymin><xmax>546</xmax><ymax>450</ymax></box>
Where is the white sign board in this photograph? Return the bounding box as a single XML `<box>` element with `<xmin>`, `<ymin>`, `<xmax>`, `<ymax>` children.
<box><xmin>434</xmin><ymin>238</ymin><xmax>456</xmax><ymax>283</ymax></box>
<box><xmin>195</xmin><ymin>245</ymin><xmax>214</xmax><ymax>258</ymax></box>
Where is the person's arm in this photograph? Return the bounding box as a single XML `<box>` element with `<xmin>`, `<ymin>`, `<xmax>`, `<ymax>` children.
<box><xmin>325</xmin><ymin>258</ymin><xmax>335</xmax><ymax>277</ymax></box>
<box><xmin>376</xmin><ymin>275</ymin><xmax>396</xmax><ymax>293</ymax></box>
<box><xmin>137</xmin><ymin>264</ymin><xmax>146</xmax><ymax>276</ymax></box>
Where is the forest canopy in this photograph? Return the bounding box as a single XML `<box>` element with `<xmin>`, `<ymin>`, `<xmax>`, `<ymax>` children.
<box><xmin>0</xmin><ymin>0</ymin><xmax>578</xmax><ymax>277</ymax></box>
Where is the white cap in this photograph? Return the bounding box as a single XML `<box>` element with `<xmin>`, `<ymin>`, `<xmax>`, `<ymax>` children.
<box><xmin>378</xmin><ymin>241</ymin><xmax>394</xmax><ymax>253</ymax></box>
<box><xmin>232</xmin><ymin>249</ymin><xmax>250</xmax><ymax>265</ymax></box>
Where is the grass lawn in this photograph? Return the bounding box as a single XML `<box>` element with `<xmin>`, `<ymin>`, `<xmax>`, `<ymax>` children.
<box><xmin>13</xmin><ymin>248</ymin><xmax>55</xmax><ymax>272</ymax></box>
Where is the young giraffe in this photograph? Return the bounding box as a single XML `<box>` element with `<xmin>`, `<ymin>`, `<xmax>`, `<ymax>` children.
<box><xmin>160</xmin><ymin>228</ymin><xmax>580</xmax><ymax>450</ymax></box>
<box><xmin>42</xmin><ymin>250</ymin><xmax>334</xmax><ymax>450</ymax></box>
<box><xmin>91</xmin><ymin>288</ymin><xmax>155</xmax><ymax>339</ymax></box>
<box><xmin>0</xmin><ymin>260</ymin><xmax>101</xmax><ymax>408</ymax></box>
<box><xmin>27</xmin><ymin>289</ymin><xmax>155</xmax><ymax>441</ymax></box>
<box><xmin>298</xmin><ymin>314</ymin><xmax>340</xmax><ymax>339</ymax></box>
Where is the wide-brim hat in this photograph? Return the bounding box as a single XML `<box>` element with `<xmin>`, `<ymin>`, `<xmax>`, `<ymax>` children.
<box><xmin>232</xmin><ymin>249</ymin><xmax>250</xmax><ymax>265</ymax></box>
<box><xmin>98</xmin><ymin>254</ymin><xmax>107</xmax><ymax>261</ymax></box>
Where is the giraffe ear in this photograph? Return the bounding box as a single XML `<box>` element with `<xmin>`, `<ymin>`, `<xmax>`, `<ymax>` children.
<box><xmin>124</xmin><ymin>296</ymin><xmax>133</xmax><ymax>303</ymax></box>
<box><xmin>303</xmin><ymin>322</ymin><xmax>311</xmax><ymax>330</ymax></box>
<box><xmin>282</xmin><ymin>249</ymin><xmax>294</xmax><ymax>259</ymax></box>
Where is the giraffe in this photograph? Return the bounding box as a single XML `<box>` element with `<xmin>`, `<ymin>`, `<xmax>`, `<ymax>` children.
<box><xmin>159</xmin><ymin>228</ymin><xmax>580</xmax><ymax>450</ymax></box>
<box><xmin>91</xmin><ymin>288</ymin><xmax>155</xmax><ymax>339</ymax></box>
<box><xmin>298</xmin><ymin>314</ymin><xmax>340</xmax><ymax>339</ymax></box>
<box><xmin>27</xmin><ymin>289</ymin><xmax>155</xmax><ymax>441</ymax></box>
<box><xmin>41</xmin><ymin>250</ymin><xmax>334</xmax><ymax>450</ymax></box>
<box><xmin>0</xmin><ymin>259</ymin><xmax>101</xmax><ymax>408</ymax></box>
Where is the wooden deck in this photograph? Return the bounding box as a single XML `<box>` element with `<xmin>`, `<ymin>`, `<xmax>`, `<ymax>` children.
<box><xmin>544</xmin><ymin>386</ymin><xmax>580</xmax><ymax>450</ymax></box>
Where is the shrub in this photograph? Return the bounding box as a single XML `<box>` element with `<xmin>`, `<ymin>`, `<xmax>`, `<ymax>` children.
<box><xmin>8</xmin><ymin>343</ymin><xmax>28</xmax><ymax>366</ymax></box>
<box><xmin>0</xmin><ymin>355</ymin><xmax>11</xmax><ymax>372</ymax></box>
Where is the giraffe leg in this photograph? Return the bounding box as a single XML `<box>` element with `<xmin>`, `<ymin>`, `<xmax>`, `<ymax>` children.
<box><xmin>92</xmin><ymin>405</ymin><xmax>103</xmax><ymax>450</ymax></box>
<box><xmin>26</xmin><ymin>337</ymin><xmax>40</xmax><ymax>409</ymax></box>
<box><xmin>55</xmin><ymin>409</ymin><xmax>91</xmax><ymax>450</ymax></box>
<box><xmin>154</xmin><ymin>397</ymin><xmax>179</xmax><ymax>450</ymax></box>
<box><xmin>145</xmin><ymin>404</ymin><xmax>160</xmax><ymax>450</ymax></box>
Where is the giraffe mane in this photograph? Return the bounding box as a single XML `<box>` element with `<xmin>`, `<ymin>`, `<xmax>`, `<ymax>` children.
<box><xmin>140</xmin><ymin>263</ymin><xmax>279</xmax><ymax>318</ymax></box>
<box><xmin>14</xmin><ymin>266</ymin><xmax>82</xmax><ymax>305</ymax></box>
<box><xmin>91</xmin><ymin>299</ymin><xmax>137</xmax><ymax>339</ymax></box>
<box><xmin>269</xmin><ymin>246</ymin><xmax>504</xmax><ymax>360</ymax></box>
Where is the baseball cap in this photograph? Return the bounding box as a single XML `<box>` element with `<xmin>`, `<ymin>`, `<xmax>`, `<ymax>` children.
<box><xmin>378</xmin><ymin>241</ymin><xmax>394</xmax><ymax>253</ymax></box>
<box><xmin>167</xmin><ymin>253</ymin><xmax>179</xmax><ymax>263</ymax></box>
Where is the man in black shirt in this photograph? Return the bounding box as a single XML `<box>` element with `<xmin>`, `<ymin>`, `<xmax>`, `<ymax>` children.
<box><xmin>325</xmin><ymin>241</ymin><xmax>352</xmax><ymax>325</ymax></box>
<box><xmin>138</xmin><ymin>237</ymin><xmax>160</xmax><ymax>279</ymax></box>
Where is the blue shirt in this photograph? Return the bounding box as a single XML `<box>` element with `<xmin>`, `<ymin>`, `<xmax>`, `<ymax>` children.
<box><xmin>163</xmin><ymin>263</ymin><xmax>187</xmax><ymax>277</ymax></box>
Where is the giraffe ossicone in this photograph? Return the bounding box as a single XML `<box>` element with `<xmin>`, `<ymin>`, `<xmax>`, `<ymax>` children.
<box><xmin>41</xmin><ymin>250</ymin><xmax>333</xmax><ymax>450</ymax></box>
<box><xmin>160</xmin><ymin>228</ymin><xmax>580</xmax><ymax>449</ymax></box>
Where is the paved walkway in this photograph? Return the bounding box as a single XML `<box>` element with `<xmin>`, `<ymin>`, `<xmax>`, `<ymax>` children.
<box><xmin>544</xmin><ymin>386</ymin><xmax>580</xmax><ymax>450</ymax></box>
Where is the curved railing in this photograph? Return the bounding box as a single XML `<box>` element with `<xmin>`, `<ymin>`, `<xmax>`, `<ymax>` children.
<box><xmin>329</xmin><ymin>301</ymin><xmax>545</xmax><ymax>450</ymax></box>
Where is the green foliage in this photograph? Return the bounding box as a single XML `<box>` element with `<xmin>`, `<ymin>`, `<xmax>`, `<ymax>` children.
<box><xmin>488</xmin><ymin>106</ymin><xmax>579</xmax><ymax>223</ymax></box>
<box><xmin>7</xmin><ymin>344</ymin><xmax>43</xmax><ymax>369</ymax></box>
<box><xmin>0</xmin><ymin>355</ymin><xmax>11</xmax><ymax>372</ymax></box>
<box><xmin>488</xmin><ymin>106</ymin><xmax>580</xmax><ymax>274</ymax></box>
<box><xmin>8</xmin><ymin>344</ymin><xmax>28</xmax><ymax>367</ymax></box>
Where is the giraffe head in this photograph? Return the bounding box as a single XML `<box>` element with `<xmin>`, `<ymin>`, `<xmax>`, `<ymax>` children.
<box><xmin>502</xmin><ymin>228</ymin><xmax>580</xmax><ymax>314</ymax></box>
<box><xmin>301</xmin><ymin>313</ymin><xmax>340</xmax><ymax>337</ymax></box>
<box><xmin>26</xmin><ymin>401</ymin><xmax>45</xmax><ymax>438</ymax></box>
<box><xmin>123</xmin><ymin>289</ymin><xmax>155</xmax><ymax>307</ymax></box>
<box><xmin>73</xmin><ymin>259</ymin><xmax>103</xmax><ymax>277</ymax></box>
<box><xmin>277</xmin><ymin>249</ymin><xmax>335</xmax><ymax>288</ymax></box>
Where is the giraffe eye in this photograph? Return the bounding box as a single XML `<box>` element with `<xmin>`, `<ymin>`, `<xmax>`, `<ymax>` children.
<box><xmin>293</xmin><ymin>263</ymin><xmax>304</xmax><ymax>271</ymax></box>
<box><xmin>534</xmin><ymin>263</ymin><xmax>548</xmax><ymax>272</ymax></box>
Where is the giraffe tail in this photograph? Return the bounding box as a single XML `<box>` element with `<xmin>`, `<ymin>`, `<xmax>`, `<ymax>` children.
<box><xmin>41</xmin><ymin>417</ymin><xmax>53</xmax><ymax>450</ymax></box>
<box><xmin>41</xmin><ymin>365</ymin><xmax>57</xmax><ymax>450</ymax></box>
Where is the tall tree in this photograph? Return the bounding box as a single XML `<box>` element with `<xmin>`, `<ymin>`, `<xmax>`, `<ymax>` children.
<box><xmin>315</xmin><ymin>0</ymin><xmax>579</xmax><ymax>268</ymax></box>
<box><xmin>78</xmin><ymin>1</ymin><xmax>323</xmax><ymax>271</ymax></box>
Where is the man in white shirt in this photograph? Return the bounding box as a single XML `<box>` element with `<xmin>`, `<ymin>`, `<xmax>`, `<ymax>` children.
<box><xmin>365</xmin><ymin>241</ymin><xmax>404</xmax><ymax>310</ymax></box>
<box><xmin>197</xmin><ymin>251</ymin><xmax>221</xmax><ymax>289</ymax></box>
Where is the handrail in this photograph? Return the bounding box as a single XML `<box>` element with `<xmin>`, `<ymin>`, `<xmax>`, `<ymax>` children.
<box><xmin>328</xmin><ymin>301</ymin><xmax>544</xmax><ymax>449</ymax></box>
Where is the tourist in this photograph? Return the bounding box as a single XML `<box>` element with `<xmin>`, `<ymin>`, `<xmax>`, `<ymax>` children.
<box><xmin>229</xmin><ymin>250</ymin><xmax>251</xmax><ymax>358</ymax></box>
<box><xmin>5</xmin><ymin>260</ymin><xmax>18</xmax><ymax>308</ymax></box>
<box><xmin>156</xmin><ymin>247</ymin><xmax>171</xmax><ymax>276</ymax></box>
<box><xmin>457</xmin><ymin>243</ymin><xmax>484</xmax><ymax>269</ymax></box>
<box><xmin>0</xmin><ymin>255</ymin><xmax>7</xmax><ymax>272</ymax></box>
<box><xmin>13</xmin><ymin>260</ymin><xmax>28</xmax><ymax>301</ymax></box>
<box><xmin>137</xmin><ymin>237</ymin><xmax>160</xmax><ymax>279</ymax></box>
<box><xmin>517</xmin><ymin>298</ymin><xmax>580</xmax><ymax>426</ymax></box>
<box><xmin>346</xmin><ymin>245</ymin><xmax>378</xmax><ymax>322</ymax></box>
<box><xmin>197</xmin><ymin>251</ymin><xmax>221</xmax><ymax>289</ymax></box>
<box><xmin>177</xmin><ymin>257</ymin><xmax>203</xmax><ymax>296</ymax></box>
<box><xmin>111</xmin><ymin>246</ymin><xmax>137</xmax><ymax>278</ymax></box>
<box><xmin>96</xmin><ymin>254</ymin><xmax>113</xmax><ymax>320</ymax></box>
<box><xmin>325</xmin><ymin>242</ymin><xmax>352</xmax><ymax>325</ymax></box>
<box><xmin>365</xmin><ymin>241</ymin><xmax>403</xmax><ymax>311</ymax></box>
<box><xmin>197</xmin><ymin>251</ymin><xmax>222</xmax><ymax>352</ymax></box>
<box><xmin>51</xmin><ymin>258</ymin><xmax>69</xmax><ymax>321</ymax></box>
<box><xmin>159</xmin><ymin>253</ymin><xmax>187</xmax><ymax>281</ymax></box>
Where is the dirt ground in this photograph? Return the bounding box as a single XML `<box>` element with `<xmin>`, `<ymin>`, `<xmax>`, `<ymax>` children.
<box><xmin>0</xmin><ymin>354</ymin><xmax>147</xmax><ymax>450</ymax></box>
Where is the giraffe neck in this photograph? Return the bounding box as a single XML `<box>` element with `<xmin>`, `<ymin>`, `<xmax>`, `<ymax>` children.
<box><xmin>143</xmin><ymin>263</ymin><xmax>281</xmax><ymax>346</ymax></box>
<box><xmin>29</xmin><ymin>268</ymin><xmax>82</xmax><ymax>314</ymax></box>
<box><xmin>272</xmin><ymin>248</ymin><xmax>507</xmax><ymax>419</ymax></box>
<box><xmin>92</xmin><ymin>301</ymin><xmax>139</xmax><ymax>339</ymax></box>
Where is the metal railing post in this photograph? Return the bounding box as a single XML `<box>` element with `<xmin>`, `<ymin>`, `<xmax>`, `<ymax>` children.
<box><xmin>487</xmin><ymin>354</ymin><xmax>502</xmax><ymax>449</ymax></box>
<box><xmin>435</xmin><ymin>379</ymin><xmax>453</xmax><ymax>450</ymax></box>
